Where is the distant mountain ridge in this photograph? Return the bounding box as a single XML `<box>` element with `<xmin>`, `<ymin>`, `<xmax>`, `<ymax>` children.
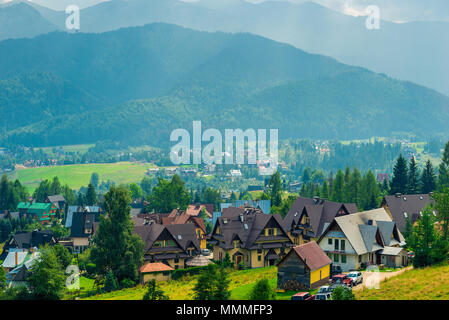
<box><xmin>1</xmin><ymin>23</ymin><xmax>448</xmax><ymax>147</ymax></box>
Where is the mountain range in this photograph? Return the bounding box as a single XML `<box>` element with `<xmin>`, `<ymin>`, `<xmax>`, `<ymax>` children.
<box><xmin>1</xmin><ymin>0</ymin><xmax>448</xmax><ymax>96</ymax></box>
<box><xmin>1</xmin><ymin>23</ymin><xmax>448</xmax><ymax>148</ymax></box>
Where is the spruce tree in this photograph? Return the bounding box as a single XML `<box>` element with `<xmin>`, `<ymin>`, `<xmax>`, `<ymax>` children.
<box><xmin>321</xmin><ymin>180</ymin><xmax>329</xmax><ymax>199</ymax></box>
<box><xmin>390</xmin><ymin>154</ymin><xmax>409</xmax><ymax>195</ymax></box>
<box><xmin>438</xmin><ymin>141</ymin><xmax>449</xmax><ymax>191</ymax></box>
<box><xmin>86</xmin><ymin>183</ymin><xmax>97</xmax><ymax>206</ymax></box>
<box><xmin>331</xmin><ymin>170</ymin><xmax>345</xmax><ymax>202</ymax></box>
<box><xmin>268</xmin><ymin>171</ymin><xmax>282</xmax><ymax>207</ymax></box>
<box><xmin>421</xmin><ymin>160</ymin><xmax>437</xmax><ymax>194</ymax></box>
<box><xmin>407</xmin><ymin>157</ymin><xmax>420</xmax><ymax>194</ymax></box>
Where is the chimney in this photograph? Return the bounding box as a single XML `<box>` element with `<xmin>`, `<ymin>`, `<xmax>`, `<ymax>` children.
<box><xmin>313</xmin><ymin>196</ymin><xmax>320</xmax><ymax>204</ymax></box>
<box><xmin>15</xmin><ymin>251</ymin><xmax>18</xmax><ymax>266</ymax></box>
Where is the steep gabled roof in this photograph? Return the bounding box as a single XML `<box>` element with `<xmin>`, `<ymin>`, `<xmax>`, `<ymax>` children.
<box><xmin>376</xmin><ymin>220</ymin><xmax>395</xmax><ymax>246</ymax></box>
<box><xmin>284</xmin><ymin>241</ymin><xmax>332</xmax><ymax>271</ymax></box>
<box><xmin>319</xmin><ymin>208</ymin><xmax>405</xmax><ymax>256</ymax></box>
<box><xmin>382</xmin><ymin>194</ymin><xmax>433</xmax><ymax>232</ymax></box>
<box><xmin>284</xmin><ymin>197</ymin><xmax>358</xmax><ymax>237</ymax></box>
<box><xmin>212</xmin><ymin>212</ymin><xmax>292</xmax><ymax>249</ymax></box>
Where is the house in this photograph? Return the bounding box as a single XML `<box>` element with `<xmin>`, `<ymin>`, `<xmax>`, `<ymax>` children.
<box><xmin>65</xmin><ymin>206</ymin><xmax>101</xmax><ymax>229</ymax></box>
<box><xmin>317</xmin><ymin>208</ymin><xmax>407</xmax><ymax>272</ymax></box>
<box><xmin>235</xmin><ymin>200</ymin><xmax>271</xmax><ymax>214</ymax></box>
<box><xmin>4</xmin><ymin>251</ymin><xmax>40</xmax><ymax>286</ymax></box>
<box><xmin>46</xmin><ymin>194</ymin><xmax>66</xmax><ymax>212</ymax></box>
<box><xmin>69</xmin><ymin>210</ymin><xmax>98</xmax><ymax>253</ymax></box>
<box><xmin>186</xmin><ymin>204</ymin><xmax>211</xmax><ymax>218</ymax></box>
<box><xmin>377</xmin><ymin>173</ymin><xmax>390</xmax><ymax>184</ymax></box>
<box><xmin>283</xmin><ymin>197</ymin><xmax>358</xmax><ymax>245</ymax></box>
<box><xmin>230</xmin><ymin>169</ymin><xmax>242</xmax><ymax>177</ymax></box>
<box><xmin>160</xmin><ymin>210</ymin><xmax>208</xmax><ymax>249</ymax></box>
<box><xmin>209</xmin><ymin>211</ymin><xmax>294</xmax><ymax>268</ymax></box>
<box><xmin>139</xmin><ymin>262</ymin><xmax>174</xmax><ymax>284</ymax></box>
<box><xmin>1</xmin><ymin>230</ymin><xmax>56</xmax><ymax>261</ymax></box>
<box><xmin>381</xmin><ymin>193</ymin><xmax>434</xmax><ymax>232</ymax></box>
<box><xmin>134</xmin><ymin>222</ymin><xmax>201</xmax><ymax>269</ymax></box>
<box><xmin>277</xmin><ymin>241</ymin><xmax>332</xmax><ymax>290</ymax></box>
<box><xmin>17</xmin><ymin>202</ymin><xmax>57</xmax><ymax>224</ymax></box>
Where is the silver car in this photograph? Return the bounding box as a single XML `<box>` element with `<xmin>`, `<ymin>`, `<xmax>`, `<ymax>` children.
<box><xmin>347</xmin><ymin>271</ymin><xmax>363</xmax><ymax>285</ymax></box>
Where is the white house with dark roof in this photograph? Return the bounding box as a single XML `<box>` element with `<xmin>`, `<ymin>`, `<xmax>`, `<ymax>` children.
<box><xmin>317</xmin><ymin>208</ymin><xmax>408</xmax><ymax>271</ymax></box>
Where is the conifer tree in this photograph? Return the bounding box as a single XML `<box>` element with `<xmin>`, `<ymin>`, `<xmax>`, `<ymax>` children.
<box><xmin>421</xmin><ymin>160</ymin><xmax>437</xmax><ymax>194</ymax></box>
<box><xmin>331</xmin><ymin>170</ymin><xmax>345</xmax><ymax>202</ymax></box>
<box><xmin>438</xmin><ymin>141</ymin><xmax>449</xmax><ymax>191</ymax></box>
<box><xmin>407</xmin><ymin>157</ymin><xmax>420</xmax><ymax>194</ymax></box>
<box><xmin>390</xmin><ymin>154</ymin><xmax>409</xmax><ymax>195</ymax></box>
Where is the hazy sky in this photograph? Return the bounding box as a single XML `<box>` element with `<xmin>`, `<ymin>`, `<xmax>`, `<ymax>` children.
<box><xmin>3</xmin><ymin>0</ymin><xmax>448</xmax><ymax>22</ymax></box>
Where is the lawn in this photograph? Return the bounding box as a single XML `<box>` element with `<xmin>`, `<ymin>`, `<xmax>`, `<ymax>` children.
<box><xmin>10</xmin><ymin>162</ymin><xmax>157</xmax><ymax>191</ymax></box>
<box><xmin>82</xmin><ymin>267</ymin><xmax>283</xmax><ymax>300</ymax></box>
<box><xmin>356</xmin><ymin>264</ymin><xmax>449</xmax><ymax>300</ymax></box>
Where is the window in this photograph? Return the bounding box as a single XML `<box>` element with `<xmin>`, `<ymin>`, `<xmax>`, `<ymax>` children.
<box><xmin>234</xmin><ymin>241</ymin><xmax>239</xmax><ymax>249</ymax></box>
<box><xmin>341</xmin><ymin>240</ymin><xmax>345</xmax><ymax>251</ymax></box>
<box><xmin>328</xmin><ymin>238</ymin><xmax>332</xmax><ymax>245</ymax></box>
<box><xmin>358</xmin><ymin>255</ymin><xmax>362</xmax><ymax>263</ymax></box>
<box><xmin>258</xmin><ymin>255</ymin><xmax>261</xmax><ymax>261</ymax></box>
<box><xmin>174</xmin><ymin>258</ymin><xmax>179</xmax><ymax>263</ymax></box>
<box><xmin>334</xmin><ymin>254</ymin><xmax>339</xmax><ymax>262</ymax></box>
<box><xmin>341</xmin><ymin>255</ymin><xmax>347</xmax><ymax>263</ymax></box>
<box><xmin>267</xmin><ymin>228</ymin><xmax>274</xmax><ymax>236</ymax></box>
<box><xmin>257</xmin><ymin>249</ymin><xmax>262</xmax><ymax>254</ymax></box>
<box><xmin>334</xmin><ymin>239</ymin><xmax>339</xmax><ymax>251</ymax></box>
<box><xmin>175</xmin><ymin>265</ymin><xmax>179</xmax><ymax>270</ymax></box>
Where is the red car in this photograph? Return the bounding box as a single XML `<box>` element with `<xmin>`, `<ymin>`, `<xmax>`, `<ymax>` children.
<box><xmin>331</xmin><ymin>274</ymin><xmax>353</xmax><ymax>287</ymax></box>
<box><xmin>291</xmin><ymin>292</ymin><xmax>315</xmax><ymax>301</ymax></box>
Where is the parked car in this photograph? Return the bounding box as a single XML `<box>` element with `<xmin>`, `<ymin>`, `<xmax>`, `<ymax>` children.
<box><xmin>291</xmin><ymin>292</ymin><xmax>315</xmax><ymax>301</ymax></box>
<box><xmin>347</xmin><ymin>271</ymin><xmax>363</xmax><ymax>285</ymax></box>
<box><xmin>315</xmin><ymin>292</ymin><xmax>332</xmax><ymax>300</ymax></box>
<box><xmin>317</xmin><ymin>285</ymin><xmax>332</xmax><ymax>294</ymax></box>
<box><xmin>201</xmin><ymin>249</ymin><xmax>210</xmax><ymax>255</ymax></box>
<box><xmin>331</xmin><ymin>274</ymin><xmax>353</xmax><ymax>287</ymax></box>
<box><xmin>331</xmin><ymin>265</ymin><xmax>342</xmax><ymax>276</ymax></box>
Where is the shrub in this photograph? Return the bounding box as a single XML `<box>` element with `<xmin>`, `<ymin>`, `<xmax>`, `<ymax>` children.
<box><xmin>171</xmin><ymin>266</ymin><xmax>209</xmax><ymax>280</ymax></box>
<box><xmin>120</xmin><ymin>278</ymin><xmax>135</xmax><ymax>289</ymax></box>
<box><xmin>249</xmin><ymin>279</ymin><xmax>276</xmax><ymax>300</ymax></box>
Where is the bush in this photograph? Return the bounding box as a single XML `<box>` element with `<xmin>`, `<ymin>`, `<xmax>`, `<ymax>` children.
<box><xmin>249</xmin><ymin>279</ymin><xmax>276</xmax><ymax>300</ymax></box>
<box><xmin>331</xmin><ymin>286</ymin><xmax>355</xmax><ymax>300</ymax></box>
<box><xmin>120</xmin><ymin>278</ymin><xmax>135</xmax><ymax>289</ymax></box>
<box><xmin>171</xmin><ymin>266</ymin><xmax>209</xmax><ymax>280</ymax></box>
<box><xmin>85</xmin><ymin>263</ymin><xmax>97</xmax><ymax>277</ymax></box>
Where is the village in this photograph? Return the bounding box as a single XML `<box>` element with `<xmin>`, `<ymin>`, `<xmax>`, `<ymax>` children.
<box><xmin>0</xmin><ymin>154</ymin><xmax>441</xmax><ymax>300</ymax></box>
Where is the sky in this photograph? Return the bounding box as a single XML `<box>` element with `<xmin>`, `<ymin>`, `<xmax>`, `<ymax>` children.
<box><xmin>2</xmin><ymin>0</ymin><xmax>448</xmax><ymax>22</ymax></box>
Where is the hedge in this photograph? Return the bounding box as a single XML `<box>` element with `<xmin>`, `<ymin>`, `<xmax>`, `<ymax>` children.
<box><xmin>170</xmin><ymin>266</ymin><xmax>209</xmax><ymax>280</ymax></box>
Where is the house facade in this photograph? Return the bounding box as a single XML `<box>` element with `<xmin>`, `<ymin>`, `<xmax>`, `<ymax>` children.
<box><xmin>277</xmin><ymin>241</ymin><xmax>332</xmax><ymax>290</ymax></box>
<box><xmin>209</xmin><ymin>211</ymin><xmax>294</xmax><ymax>268</ymax></box>
<box><xmin>17</xmin><ymin>202</ymin><xmax>57</xmax><ymax>224</ymax></box>
<box><xmin>317</xmin><ymin>208</ymin><xmax>407</xmax><ymax>271</ymax></box>
<box><xmin>134</xmin><ymin>222</ymin><xmax>201</xmax><ymax>270</ymax></box>
<box><xmin>283</xmin><ymin>197</ymin><xmax>358</xmax><ymax>245</ymax></box>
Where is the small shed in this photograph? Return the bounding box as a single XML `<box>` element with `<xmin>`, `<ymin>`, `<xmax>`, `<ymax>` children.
<box><xmin>277</xmin><ymin>241</ymin><xmax>332</xmax><ymax>290</ymax></box>
<box><xmin>378</xmin><ymin>246</ymin><xmax>408</xmax><ymax>268</ymax></box>
<box><xmin>140</xmin><ymin>262</ymin><xmax>174</xmax><ymax>283</ymax></box>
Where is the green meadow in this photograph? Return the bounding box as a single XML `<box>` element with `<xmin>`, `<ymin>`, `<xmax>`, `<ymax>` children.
<box><xmin>10</xmin><ymin>162</ymin><xmax>156</xmax><ymax>191</ymax></box>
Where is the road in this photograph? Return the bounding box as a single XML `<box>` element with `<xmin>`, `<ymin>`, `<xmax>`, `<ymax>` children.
<box><xmin>352</xmin><ymin>266</ymin><xmax>413</xmax><ymax>291</ymax></box>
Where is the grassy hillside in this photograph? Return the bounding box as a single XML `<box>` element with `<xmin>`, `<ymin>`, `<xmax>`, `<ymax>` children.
<box><xmin>81</xmin><ymin>266</ymin><xmax>295</xmax><ymax>300</ymax></box>
<box><xmin>9</xmin><ymin>162</ymin><xmax>155</xmax><ymax>191</ymax></box>
<box><xmin>356</xmin><ymin>264</ymin><xmax>449</xmax><ymax>300</ymax></box>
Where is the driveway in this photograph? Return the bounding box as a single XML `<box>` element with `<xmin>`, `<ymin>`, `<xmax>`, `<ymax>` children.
<box><xmin>352</xmin><ymin>266</ymin><xmax>413</xmax><ymax>291</ymax></box>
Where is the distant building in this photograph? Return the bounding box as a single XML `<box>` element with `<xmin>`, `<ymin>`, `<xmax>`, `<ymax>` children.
<box><xmin>17</xmin><ymin>202</ymin><xmax>57</xmax><ymax>225</ymax></box>
<box><xmin>45</xmin><ymin>194</ymin><xmax>66</xmax><ymax>212</ymax></box>
<box><xmin>377</xmin><ymin>173</ymin><xmax>390</xmax><ymax>184</ymax></box>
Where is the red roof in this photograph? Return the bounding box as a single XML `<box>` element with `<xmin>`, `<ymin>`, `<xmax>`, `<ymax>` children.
<box><xmin>140</xmin><ymin>262</ymin><xmax>174</xmax><ymax>273</ymax></box>
<box><xmin>291</xmin><ymin>241</ymin><xmax>332</xmax><ymax>271</ymax></box>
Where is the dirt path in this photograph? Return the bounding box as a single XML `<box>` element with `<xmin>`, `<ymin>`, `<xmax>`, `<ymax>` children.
<box><xmin>352</xmin><ymin>266</ymin><xmax>413</xmax><ymax>291</ymax></box>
